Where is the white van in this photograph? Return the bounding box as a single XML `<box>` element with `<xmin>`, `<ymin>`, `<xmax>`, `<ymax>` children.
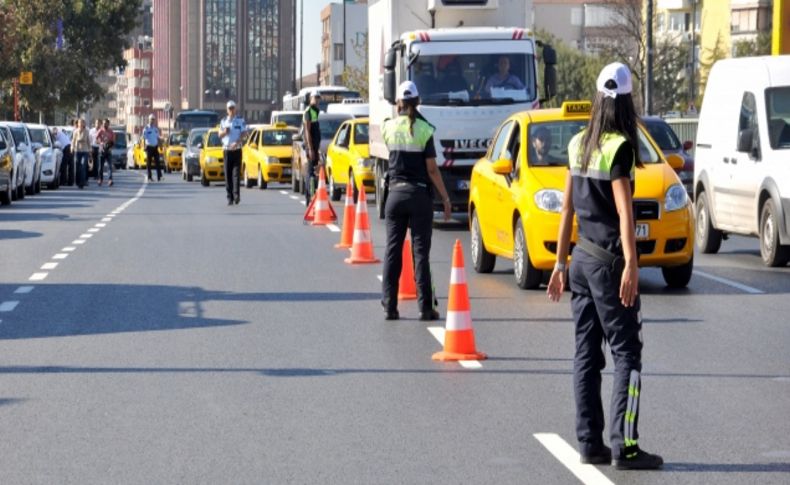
<box><xmin>694</xmin><ymin>55</ymin><xmax>790</xmax><ymax>266</ymax></box>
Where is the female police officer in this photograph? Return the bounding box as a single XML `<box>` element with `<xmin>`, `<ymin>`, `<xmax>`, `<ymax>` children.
<box><xmin>381</xmin><ymin>81</ymin><xmax>451</xmax><ymax>321</ymax></box>
<box><xmin>547</xmin><ymin>63</ymin><xmax>663</xmax><ymax>470</ymax></box>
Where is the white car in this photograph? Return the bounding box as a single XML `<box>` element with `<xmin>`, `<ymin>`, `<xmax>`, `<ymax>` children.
<box><xmin>27</xmin><ymin>124</ymin><xmax>62</xmax><ymax>190</ymax></box>
<box><xmin>0</xmin><ymin>122</ymin><xmax>40</xmax><ymax>195</ymax></box>
<box><xmin>0</xmin><ymin>124</ymin><xmax>26</xmax><ymax>200</ymax></box>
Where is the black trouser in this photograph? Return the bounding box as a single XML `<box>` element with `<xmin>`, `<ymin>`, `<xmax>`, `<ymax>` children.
<box><xmin>91</xmin><ymin>146</ymin><xmax>99</xmax><ymax>178</ymax></box>
<box><xmin>304</xmin><ymin>147</ymin><xmax>319</xmax><ymax>204</ymax></box>
<box><xmin>74</xmin><ymin>151</ymin><xmax>89</xmax><ymax>188</ymax></box>
<box><xmin>146</xmin><ymin>146</ymin><xmax>162</xmax><ymax>180</ymax></box>
<box><xmin>224</xmin><ymin>148</ymin><xmax>241</xmax><ymax>202</ymax></box>
<box><xmin>569</xmin><ymin>248</ymin><xmax>643</xmax><ymax>459</ymax></box>
<box><xmin>60</xmin><ymin>145</ymin><xmax>73</xmax><ymax>186</ymax></box>
<box><xmin>382</xmin><ymin>185</ymin><xmax>436</xmax><ymax>314</ymax></box>
<box><xmin>98</xmin><ymin>149</ymin><xmax>112</xmax><ymax>181</ymax></box>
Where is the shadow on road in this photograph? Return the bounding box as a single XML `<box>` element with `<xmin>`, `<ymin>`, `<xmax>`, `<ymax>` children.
<box><xmin>0</xmin><ymin>230</ymin><xmax>43</xmax><ymax>240</ymax></box>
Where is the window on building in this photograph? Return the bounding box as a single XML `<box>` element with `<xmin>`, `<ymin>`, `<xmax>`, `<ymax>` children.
<box><xmin>247</xmin><ymin>0</ymin><xmax>279</xmax><ymax>102</ymax></box>
<box><xmin>570</xmin><ymin>7</ymin><xmax>582</xmax><ymax>27</ymax></box>
<box><xmin>205</xmin><ymin>0</ymin><xmax>238</xmax><ymax>100</ymax></box>
<box><xmin>333</xmin><ymin>43</ymin><xmax>344</xmax><ymax>61</ymax></box>
<box><xmin>669</xmin><ymin>12</ymin><xmax>686</xmax><ymax>32</ymax></box>
<box><xmin>731</xmin><ymin>9</ymin><xmax>757</xmax><ymax>33</ymax></box>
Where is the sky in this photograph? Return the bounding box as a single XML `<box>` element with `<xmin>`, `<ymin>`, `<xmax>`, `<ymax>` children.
<box><xmin>295</xmin><ymin>0</ymin><xmax>333</xmax><ymax>80</ymax></box>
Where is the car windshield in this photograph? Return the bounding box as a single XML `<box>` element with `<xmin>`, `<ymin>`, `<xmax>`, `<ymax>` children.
<box><xmin>409</xmin><ymin>51</ymin><xmax>535</xmax><ymax>106</ymax></box>
<box><xmin>262</xmin><ymin>130</ymin><xmax>293</xmax><ymax>146</ymax></box>
<box><xmin>643</xmin><ymin>119</ymin><xmax>681</xmax><ymax>151</ymax></box>
<box><xmin>275</xmin><ymin>113</ymin><xmax>303</xmax><ymax>128</ymax></box>
<box><xmin>29</xmin><ymin>128</ymin><xmax>51</xmax><ymax>147</ymax></box>
<box><xmin>112</xmin><ymin>132</ymin><xmax>127</xmax><ymax>148</ymax></box>
<box><xmin>353</xmin><ymin>123</ymin><xmax>369</xmax><ymax>144</ymax></box>
<box><xmin>206</xmin><ymin>132</ymin><xmax>222</xmax><ymax>147</ymax></box>
<box><xmin>320</xmin><ymin>118</ymin><xmax>346</xmax><ymax>139</ymax></box>
<box><xmin>188</xmin><ymin>130</ymin><xmax>209</xmax><ymax>147</ymax></box>
<box><xmin>10</xmin><ymin>127</ymin><xmax>27</xmax><ymax>145</ymax></box>
<box><xmin>766</xmin><ymin>86</ymin><xmax>790</xmax><ymax>149</ymax></box>
<box><xmin>169</xmin><ymin>132</ymin><xmax>188</xmax><ymax>146</ymax></box>
<box><xmin>526</xmin><ymin>121</ymin><xmax>661</xmax><ymax>167</ymax></box>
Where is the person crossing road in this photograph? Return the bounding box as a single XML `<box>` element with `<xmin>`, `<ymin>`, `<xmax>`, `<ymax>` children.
<box><xmin>220</xmin><ymin>100</ymin><xmax>247</xmax><ymax>205</ymax></box>
<box><xmin>143</xmin><ymin>114</ymin><xmax>163</xmax><ymax>182</ymax></box>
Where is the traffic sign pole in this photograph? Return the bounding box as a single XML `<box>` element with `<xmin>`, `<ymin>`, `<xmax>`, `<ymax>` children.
<box><xmin>13</xmin><ymin>79</ymin><xmax>20</xmax><ymax>122</ymax></box>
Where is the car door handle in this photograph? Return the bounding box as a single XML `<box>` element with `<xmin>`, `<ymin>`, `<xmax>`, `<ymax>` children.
<box><xmin>722</xmin><ymin>157</ymin><xmax>730</xmax><ymax>164</ymax></box>
<box><xmin>730</xmin><ymin>158</ymin><xmax>737</xmax><ymax>164</ymax></box>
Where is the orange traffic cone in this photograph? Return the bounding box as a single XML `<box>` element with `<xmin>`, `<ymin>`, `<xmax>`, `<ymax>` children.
<box><xmin>398</xmin><ymin>233</ymin><xmax>417</xmax><ymax>300</ymax></box>
<box><xmin>344</xmin><ymin>184</ymin><xmax>380</xmax><ymax>264</ymax></box>
<box><xmin>304</xmin><ymin>167</ymin><xmax>337</xmax><ymax>225</ymax></box>
<box><xmin>334</xmin><ymin>178</ymin><xmax>356</xmax><ymax>248</ymax></box>
<box><xmin>432</xmin><ymin>239</ymin><xmax>486</xmax><ymax>361</ymax></box>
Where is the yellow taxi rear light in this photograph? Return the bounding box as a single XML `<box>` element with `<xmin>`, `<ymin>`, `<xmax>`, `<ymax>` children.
<box><xmin>562</xmin><ymin>101</ymin><xmax>592</xmax><ymax>116</ymax></box>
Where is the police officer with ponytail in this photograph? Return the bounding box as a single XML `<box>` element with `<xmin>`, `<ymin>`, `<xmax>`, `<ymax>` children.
<box><xmin>547</xmin><ymin>63</ymin><xmax>663</xmax><ymax>470</ymax></box>
<box><xmin>381</xmin><ymin>81</ymin><xmax>451</xmax><ymax>321</ymax></box>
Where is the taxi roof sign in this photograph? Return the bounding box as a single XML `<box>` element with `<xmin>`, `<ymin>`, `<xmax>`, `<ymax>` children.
<box><xmin>273</xmin><ymin>121</ymin><xmax>288</xmax><ymax>129</ymax></box>
<box><xmin>562</xmin><ymin>101</ymin><xmax>592</xmax><ymax>116</ymax></box>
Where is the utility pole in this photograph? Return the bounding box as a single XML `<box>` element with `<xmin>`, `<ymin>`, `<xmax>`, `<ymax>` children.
<box><xmin>689</xmin><ymin>0</ymin><xmax>698</xmax><ymax>106</ymax></box>
<box><xmin>342</xmin><ymin>1</ymin><xmax>347</xmax><ymax>76</ymax></box>
<box><xmin>645</xmin><ymin>0</ymin><xmax>654</xmax><ymax>115</ymax></box>
<box><xmin>299</xmin><ymin>0</ymin><xmax>304</xmax><ymax>90</ymax></box>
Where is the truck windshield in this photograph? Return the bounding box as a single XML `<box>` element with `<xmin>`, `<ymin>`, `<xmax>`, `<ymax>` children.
<box><xmin>766</xmin><ymin>87</ymin><xmax>790</xmax><ymax>149</ymax></box>
<box><xmin>410</xmin><ymin>52</ymin><xmax>535</xmax><ymax>106</ymax></box>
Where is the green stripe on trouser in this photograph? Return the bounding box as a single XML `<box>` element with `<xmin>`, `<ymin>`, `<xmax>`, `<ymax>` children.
<box><xmin>624</xmin><ymin>369</ymin><xmax>641</xmax><ymax>457</ymax></box>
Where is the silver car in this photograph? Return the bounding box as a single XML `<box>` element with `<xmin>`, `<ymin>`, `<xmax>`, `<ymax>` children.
<box><xmin>0</xmin><ymin>124</ymin><xmax>26</xmax><ymax>200</ymax></box>
<box><xmin>182</xmin><ymin>128</ymin><xmax>209</xmax><ymax>182</ymax></box>
<box><xmin>28</xmin><ymin>123</ymin><xmax>63</xmax><ymax>190</ymax></box>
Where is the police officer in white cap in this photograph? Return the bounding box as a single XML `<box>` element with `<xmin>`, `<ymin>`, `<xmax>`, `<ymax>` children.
<box><xmin>380</xmin><ymin>81</ymin><xmax>451</xmax><ymax>321</ymax></box>
<box><xmin>143</xmin><ymin>113</ymin><xmax>163</xmax><ymax>181</ymax></box>
<box><xmin>547</xmin><ymin>62</ymin><xmax>663</xmax><ymax>470</ymax></box>
<box><xmin>220</xmin><ymin>100</ymin><xmax>247</xmax><ymax>205</ymax></box>
<box><xmin>302</xmin><ymin>91</ymin><xmax>322</xmax><ymax>204</ymax></box>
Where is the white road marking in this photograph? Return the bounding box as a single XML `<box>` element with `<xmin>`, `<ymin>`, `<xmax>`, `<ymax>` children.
<box><xmin>88</xmin><ymin>228</ymin><xmax>100</xmax><ymax>233</ymax></box>
<box><xmin>29</xmin><ymin>273</ymin><xmax>48</xmax><ymax>281</ymax></box>
<box><xmin>376</xmin><ymin>275</ymin><xmax>383</xmax><ymax>282</ymax></box>
<box><xmin>534</xmin><ymin>433</ymin><xmax>616</xmax><ymax>485</ymax></box>
<box><xmin>427</xmin><ymin>326</ymin><xmax>482</xmax><ymax>369</ymax></box>
<box><xmin>300</xmin><ymin>201</ymin><xmax>306</xmax><ymax>206</ymax></box>
<box><xmin>693</xmin><ymin>270</ymin><xmax>764</xmax><ymax>294</ymax></box>
<box><xmin>0</xmin><ymin>301</ymin><xmax>20</xmax><ymax>312</ymax></box>
<box><xmin>101</xmin><ymin>217</ymin><xmax>112</xmax><ymax>222</ymax></box>
<box><xmin>41</xmin><ymin>262</ymin><xmax>58</xmax><ymax>270</ymax></box>
<box><xmin>289</xmin><ymin>195</ymin><xmax>299</xmax><ymax>200</ymax></box>
<box><xmin>62</xmin><ymin>247</ymin><xmax>76</xmax><ymax>252</ymax></box>
<box><xmin>72</xmin><ymin>239</ymin><xmax>86</xmax><ymax>245</ymax></box>
<box><xmin>327</xmin><ymin>224</ymin><xmax>341</xmax><ymax>232</ymax></box>
<box><xmin>79</xmin><ymin>234</ymin><xmax>93</xmax><ymax>239</ymax></box>
<box><xmin>95</xmin><ymin>223</ymin><xmax>106</xmax><ymax>228</ymax></box>
<box><xmin>279</xmin><ymin>190</ymin><xmax>289</xmax><ymax>195</ymax></box>
<box><xmin>14</xmin><ymin>286</ymin><xmax>34</xmax><ymax>294</ymax></box>
<box><xmin>52</xmin><ymin>253</ymin><xmax>68</xmax><ymax>260</ymax></box>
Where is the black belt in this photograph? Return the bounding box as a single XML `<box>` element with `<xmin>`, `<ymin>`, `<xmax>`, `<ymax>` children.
<box><xmin>391</xmin><ymin>181</ymin><xmax>428</xmax><ymax>189</ymax></box>
<box><xmin>576</xmin><ymin>237</ymin><xmax>624</xmax><ymax>272</ymax></box>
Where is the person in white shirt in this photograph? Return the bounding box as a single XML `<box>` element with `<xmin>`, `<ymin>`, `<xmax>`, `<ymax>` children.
<box><xmin>142</xmin><ymin>114</ymin><xmax>163</xmax><ymax>181</ymax></box>
<box><xmin>219</xmin><ymin>100</ymin><xmax>247</xmax><ymax>205</ymax></box>
<box><xmin>53</xmin><ymin>127</ymin><xmax>73</xmax><ymax>186</ymax></box>
<box><xmin>89</xmin><ymin>119</ymin><xmax>101</xmax><ymax>180</ymax></box>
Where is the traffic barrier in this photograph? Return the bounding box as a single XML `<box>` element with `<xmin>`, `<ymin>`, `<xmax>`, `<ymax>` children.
<box><xmin>398</xmin><ymin>233</ymin><xmax>417</xmax><ymax>300</ymax></box>
<box><xmin>344</xmin><ymin>185</ymin><xmax>380</xmax><ymax>264</ymax></box>
<box><xmin>303</xmin><ymin>166</ymin><xmax>337</xmax><ymax>225</ymax></box>
<box><xmin>334</xmin><ymin>178</ymin><xmax>356</xmax><ymax>248</ymax></box>
<box><xmin>432</xmin><ymin>239</ymin><xmax>486</xmax><ymax>361</ymax></box>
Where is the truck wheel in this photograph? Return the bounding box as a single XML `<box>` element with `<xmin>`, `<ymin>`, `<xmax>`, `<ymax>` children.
<box><xmin>662</xmin><ymin>256</ymin><xmax>694</xmax><ymax>288</ymax></box>
<box><xmin>329</xmin><ymin>173</ymin><xmax>341</xmax><ymax>201</ymax></box>
<box><xmin>695</xmin><ymin>191</ymin><xmax>722</xmax><ymax>254</ymax></box>
<box><xmin>375</xmin><ymin>163</ymin><xmax>386</xmax><ymax>219</ymax></box>
<box><xmin>514</xmin><ymin>218</ymin><xmax>542</xmax><ymax>289</ymax></box>
<box><xmin>760</xmin><ymin>199</ymin><xmax>790</xmax><ymax>267</ymax></box>
<box><xmin>471</xmin><ymin>210</ymin><xmax>495</xmax><ymax>273</ymax></box>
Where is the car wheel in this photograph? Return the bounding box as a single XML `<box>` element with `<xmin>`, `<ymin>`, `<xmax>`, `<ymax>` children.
<box><xmin>375</xmin><ymin>163</ymin><xmax>386</xmax><ymax>220</ymax></box>
<box><xmin>661</xmin><ymin>255</ymin><xmax>694</xmax><ymax>288</ymax></box>
<box><xmin>1</xmin><ymin>181</ymin><xmax>11</xmax><ymax>205</ymax></box>
<box><xmin>329</xmin><ymin>172</ymin><xmax>341</xmax><ymax>201</ymax></box>
<box><xmin>200</xmin><ymin>169</ymin><xmax>209</xmax><ymax>187</ymax></box>
<box><xmin>243</xmin><ymin>166</ymin><xmax>253</xmax><ymax>188</ymax></box>
<box><xmin>17</xmin><ymin>180</ymin><xmax>25</xmax><ymax>200</ymax></box>
<box><xmin>292</xmin><ymin>166</ymin><xmax>300</xmax><ymax>193</ymax></box>
<box><xmin>25</xmin><ymin>179</ymin><xmax>34</xmax><ymax>195</ymax></box>
<box><xmin>34</xmin><ymin>173</ymin><xmax>41</xmax><ymax>193</ymax></box>
<box><xmin>759</xmin><ymin>199</ymin><xmax>790</xmax><ymax>267</ymax></box>
<box><xmin>182</xmin><ymin>168</ymin><xmax>186</xmax><ymax>181</ymax></box>
<box><xmin>514</xmin><ymin>218</ymin><xmax>542</xmax><ymax>289</ymax></box>
<box><xmin>695</xmin><ymin>191</ymin><xmax>722</xmax><ymax>254</ymax></box>
<box><xmin>471</xmin><ymin>209</ymin><xmax>496</xmax><ymax>273</ymax></box>
<box><xmin>258</xmin><ymin>166</ymin><xmax>267</xmax><ymax>190</ymax></box>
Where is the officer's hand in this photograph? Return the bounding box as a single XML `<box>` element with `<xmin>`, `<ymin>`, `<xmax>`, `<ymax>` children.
<box><xmin>442</xmin><ymin>199</ymin><xmax>451</xmax><ymax>222</ymax></box>
<box><xmin>547</xmin><ymin>268</ymin><xmax>565</xmax><ymax>302</ymax></box>
<box><xmin>619</xmin><ymin>262</ymin><xmax>639</xmax><ymax>307</ymax></box>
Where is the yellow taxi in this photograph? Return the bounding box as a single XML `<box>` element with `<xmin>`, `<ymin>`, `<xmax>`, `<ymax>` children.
<box><xmin>241</xmin><ymin>122</ymin><xmax>296</xmax><ymax>189</ymax></box>
<box><xmin>165</xmin><ymin>131</ymin><xmax>188</xmax><ymax>172</ymax></box>
<box><xmin>468</xmin><ymin>101</ymin><xmax>694</xmax><ymax>289</ymax></box>
<box><xmin>199</xmin><ymin>128</ymin><xmax>225</xmax><ymax>186</ymax></box>
<box><xmin>325</xmin><ymin>117</ymin><xmax>374</xmax><ymax>201</ymax></box>
<box><xmin>131</xmin><ymin>136</ymin><xmax>165</xmax><ymax>169</ymax></box>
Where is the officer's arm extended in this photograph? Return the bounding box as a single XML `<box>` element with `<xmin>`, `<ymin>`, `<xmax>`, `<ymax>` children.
<box><xmin>547</xmin><ymin>172</ymin><xmax>574</xmax><ymax>302</ymax></box>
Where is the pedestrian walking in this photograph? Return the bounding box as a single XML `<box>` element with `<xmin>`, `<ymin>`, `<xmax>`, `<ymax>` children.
<box><xmin>95</xmin><ymin>119</ymin><xmax>115</xmax><ymax>186</ymax></box>
<box><xmin>380</xmin><ymin>81</ymin><xmax>451</xmax><ymax>321</ymax></box>
<box><xmin>143</xmin><ymin>114</ymin><xmax>163</xmax><ymax>182</ymax></box>
<box><xmin>219</xmin><ymin>100</ymin><xmax>247</xmax><ymax>205</ymax></box>
<box><xmin>302</xmin><ymin>91</ymin><xmax>322</xmax><ymax>204</ymax></box>
<box><xmin>54</xmin><ymin>126</ymin><xmax>73</xmax><ymax>186</ymax></box>
<box><xmin>546</xmin><ymin>62</ymin><xmax>663</xmax><ymax>470</ymax></box>
<box><xmin>90</xmin><ymin>119</ymin><xmax>101</xmax><ymax>180</ymax></box>
<box><xmin>70</xmin><ymin>119</ymin><xmax>91</xmax><ymax>189</ymax></box>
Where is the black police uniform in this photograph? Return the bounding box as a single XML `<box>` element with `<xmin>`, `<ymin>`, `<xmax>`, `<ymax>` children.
<box><xmin>381</xmin><ymin>113</ymin><xmax>438</xmax><ymax>318</ymax></box>
<box><xmin>303</xmin><ymin>105</ymin><xmax>321</xmax><ymax>203</ymax></box>
<box><xmin>567</xmin><ymin>131</ymin><xmax>644</xmax><ymax>462</ymax></box>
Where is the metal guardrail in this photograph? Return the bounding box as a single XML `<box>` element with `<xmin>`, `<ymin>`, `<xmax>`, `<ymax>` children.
<box><xmin>664</xmin><ymin>118</ymin><xmax>699</xmax><ymax>156</ymax></box>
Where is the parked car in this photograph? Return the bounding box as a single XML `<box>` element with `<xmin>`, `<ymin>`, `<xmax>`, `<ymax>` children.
<box><xmin>694</xmin><ymin>55</ymin><xmax>790</xmax><ymax>266</ymax></box>
<box><xmin>27</xmin><ymin>123</ymin><xmax>62</xmax><ymax>190</ymax></box>
<box><xmin>291</xmin><ymin>113</ymin><xmax>352</xmax><ymax>194</ymax></box>
<box><xmin>642</xmin><ymin>116</ymin><xmax>694</xmax><ymax>197</ymax></box>
<box><xmin>0</xmin><ymin>128</ymin><xmax>13</xmax><ymax>205</ymax></box>
<box><xmin>0</xmin><ymin>121</ymin><xmax>39</xmax><ymax>195</ymax></box>
<box><xmin>182</xmin><ymin>128</ymin><xmax>209</xmax><ymax>182</ymax></box>
<box><xmin>110</xmin><ymin>129</ymin><xmax>130</xmax><ymax>169</ymax></box>
<box><xmin>0</xmin><ymin>125</ymin><xmax>25</xmax><ymax>200</ymax></box>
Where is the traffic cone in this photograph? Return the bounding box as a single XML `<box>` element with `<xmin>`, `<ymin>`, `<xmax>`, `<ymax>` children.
<box><xmin>398</xmin><ymin>233</ymin><xmax>417</xmax><ymax>300</ymax></box>
<box><xmin>334</xmin><ymin>178</ymin><xmax>356</xmax><ymax>248</ymax></box>
<box><xmin>303</xmin><ymin>166</ymin><xmax>337</xmax><ymax>225</ymax></box>
<box><xmin>432</xmin><ymin>239</ymin><xmax>486</xmax><ymax>361</ymax></box>
<box><xmin>344</xmin><ymin>184</ymin><xmax>380</xmax><ymax>264</ymax></box>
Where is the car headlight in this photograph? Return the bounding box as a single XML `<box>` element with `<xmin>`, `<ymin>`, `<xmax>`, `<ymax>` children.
<box><xmin>664</xmin><ymin>183</ymin><xmax>688</xmax><ymax>212</ymax></box>
<box><xmin>357</xmin><ymin>158</ymin><xmax>374</xmax><ymax>169</ymax></box>
<box><xmin>206</xmin><ymin>156</ymin><xmax>219</xmax><ymax>164</ymax></box>
<box><xmin>534</xmin><ymin>189</ymin><xmax>563</xmax><ymax>213</ymax></box>
<box><xmin>267</xmin><ymin>156</ymin><xmax>279</xmax><ymax>164</ymax></box>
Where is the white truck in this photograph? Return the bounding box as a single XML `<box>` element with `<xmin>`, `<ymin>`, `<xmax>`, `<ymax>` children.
<box><xmin>368</xmin><ymin>0</ymin><xmax>556</xmax><ymax>219</ymax></box>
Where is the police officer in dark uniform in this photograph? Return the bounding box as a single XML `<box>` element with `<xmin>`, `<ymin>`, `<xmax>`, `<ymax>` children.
<box><xmin>381</xmin><ymin>81</ymin><xmax>451</xmax><ymax>321</ymax></box>
<box><xmin>302</xmin><ymin>91</ymin><xmax>322</xmax><ymax>204</ymax></box>
<box><xmin>547</xmin><ymin>63</ymin><xmax>663</xmax><ymax>470</ymax></box>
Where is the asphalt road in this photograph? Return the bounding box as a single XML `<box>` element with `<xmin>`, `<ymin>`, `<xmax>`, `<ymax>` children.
<box><xmin>1</xmin><ymin>170</ymin><xmax>788</xmax><ymax>484</ymax></box>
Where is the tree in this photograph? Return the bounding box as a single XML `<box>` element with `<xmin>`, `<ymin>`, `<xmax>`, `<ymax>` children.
<box><xmin>733</xmin><ymin>31</ymin><xmax>772</xmax><ymax>58</ymax></box>
<box><xmin>341</xmin><ymin>33</ymin><xmax>369</xmax><ymax>100</ymax></box>
<box><xmin>535</xmin><ymin>30</ymin><xmax>606</xmax><ymax>106</ymax></box>
<box><xmin>652</xmin><ymin>36</ymin><xmax>691</xmax><ymax>115</ymax></box>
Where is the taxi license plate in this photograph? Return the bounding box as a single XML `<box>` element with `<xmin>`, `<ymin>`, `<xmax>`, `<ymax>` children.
<box><xmin>457</xmin><ymin>180</ymin><xmax>470</xmax><ymax>190</ymax></box>
<box><xmin>635</xmin><ymin>223</ymin><xmax>649</xmax><ymax>240</ymax></box>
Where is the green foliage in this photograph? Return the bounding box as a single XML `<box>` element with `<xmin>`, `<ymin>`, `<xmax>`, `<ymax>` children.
<box><xmin>733</xmin><ymin>31</ymin><xmax>772</xmax><ymax>58</ymax></box>
<box><xmin>341</xmin><ymin>35</ymin><xmax>369</xmax><ymax>100</ymax></box>
<box><xmin>652</xmin><ymin>36</ymin><xmax>691</xmax><ymax>115</ymax></box>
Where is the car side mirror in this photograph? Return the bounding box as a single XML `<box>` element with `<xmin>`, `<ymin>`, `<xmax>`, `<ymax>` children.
<box><xmin>197</xmin><ymin>142</ymin><xmax>203</xmax><ymax>149</ymax></box>
<box><xmin>542</xmin><ymin>45</ymin><xmax>557</xmax><ymax>102</ymax></box>
<box><xmin>492</xmin><ymin>158</ymin><xmax>514</xmax><ymax>175</ymax></box>
<box><xmin>737</xmin><ymin>129</ymin><xmax>753</xmax><ymax>153</ymax></box>
<box><xmin>682</xmin><ymin>140</ymin><xmax>693</xmax><ymax>151</ymax></box>
<box><xmin>665</xmin><ymin>153</ymin><xmax>684</xmax><ymax>170</ymax></box>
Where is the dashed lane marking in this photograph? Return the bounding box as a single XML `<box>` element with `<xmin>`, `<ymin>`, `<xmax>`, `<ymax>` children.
<box><xmin>87</xmin><ymin>228</ymin><xmax>100</xmax><ymax>233</ymax></box>
<box><xmin>289</xmin><ymin>195</ymin><xmax>299</xmax><ymax>200</ymax></box>
<box><xmin>327</xmin><ymin>224</ymin><xmax>341</xmax><ymax>233</ymax></box>
<box><xmin>427</xmin><ymin>326</ymin><xmax>482</xmax><ymax>369</ymax></box>
<box><xmin>52</xmin><ymin>253</ymin><xmax>68</xmax><ymax>260</ymax></box>
<box><xmin>62</xmin><ymin>247</ymin><xmax>76</xmax><ymax>252</ymax></box>
<box><xmin>13</xmin><ymin>287</ymin><xmax>34</xmax><ymax>294</ymax></box>
<box><xmin>41</xmin><ymin>263</ymin><xmax>58</xmax><ymax>270</ymax></box>
<box><xmin>72</xmin><ymin>240</ymin><xmax>86</xmax><ymax>245</ymax></box>
<box><xmin>79</xmin><ymin>234</ymin><xmax>93</xmax><ymax>239</ymax></box>
<box><xmin>29</xmin><ymin>273</ymin><xmax>48</xmax><ymax>281</ymax></box>
<box><xmin>0</xmin><ymin>301</ymin><xmax>20</xmax><ymax>312</ymax></box>
<box><xmin>534</xmin><ymin>433</ymin><xmax>615</xmax><ymax>485</ymax></box>
<box><xmin>693</xmin><ymin>270</ymin><xmax>764</xmax><ymax>294</ymax></box>
<box><xmin>95</xmin><ymin>223</ymin><xmax>107</xmax><ymax>228</ymax></box>
<box><xmin>300</xmin><ymin>201</ymin><xmax>306</xmax><ymax>206</ymax></box>
<box><xmin>101</xmin><ymin>218</ymin><xmax>112</xmax><ymax>222</ymax></box>
<box><xmin>279</xmin><ymin>190</ymin><xmax>289</xmax><ymax>195</ymax></box>
<box><xmin>377</xmin><ymin>275</ymin><xmax>383</xmax><ymax>282</ymax></box>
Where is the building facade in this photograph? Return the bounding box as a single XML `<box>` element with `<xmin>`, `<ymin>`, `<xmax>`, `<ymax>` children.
<box><xmin>113</xmin><ymin>46</ymin><xmax>154</xmax><ymax>135</ymax></box>
<box><xmin>320</xmin><ymin>1</ymin><xmax>368</xmax><ymax>87</ymax></box>
<box><xmin>533</xmin><ymin>0</ymin><xmax>620</xmax><ymax>53</ymax></box>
